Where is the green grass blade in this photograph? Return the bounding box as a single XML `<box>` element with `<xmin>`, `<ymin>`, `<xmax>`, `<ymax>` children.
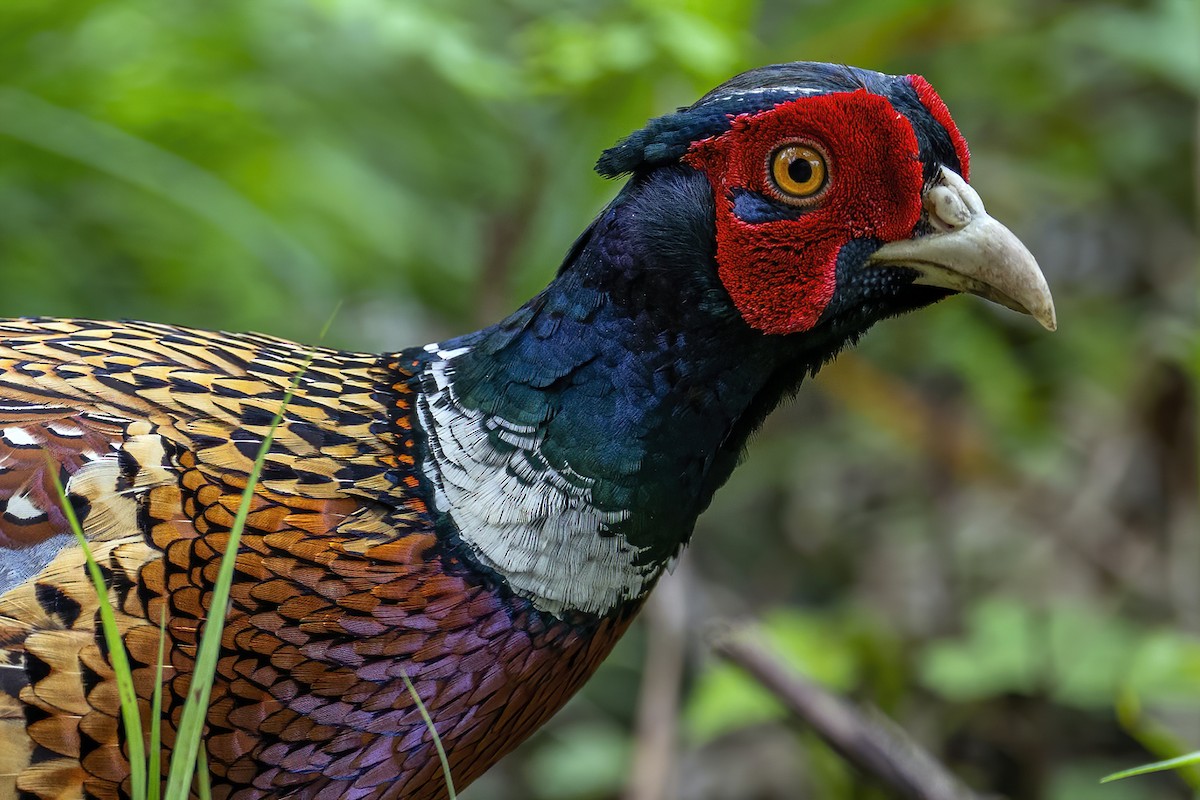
<box><xmin>400</xmin><ymin>669</ymin><xmax>457</xmax><ymax>800</ymax></box>
<box><xmin>196</xmin><ymin>742</ymin><xmax>213</xmax><ymax>800</ymax></box>
<box><xmin>1101</xmin><ymin>751</ymin><xmax>1200</xmax><ymax>783</ymax></box>
<box><xmin>163</xmin><ymin>351</ymin><xmax>316</xmax><ymax>800</ymax></box>
<box><xmin>148</xmin><ymin>608</ymin><xmax>168</xmax><ymax>800</ymax></box>
<box><xmin>46</xmin><ymin>457</ymin><xmax>147</xmax><ymax>800</ymax></box>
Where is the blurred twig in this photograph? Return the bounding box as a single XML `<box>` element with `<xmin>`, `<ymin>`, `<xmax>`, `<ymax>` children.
<box><xmin>710</xmin><ymin>626</ymin><xmax>993</xmax><ymax>800</ymax></box>
<box><xmin>624</xmin><ymin>568</ymin><xmax>688</xmax><ymax>800</ymax></box>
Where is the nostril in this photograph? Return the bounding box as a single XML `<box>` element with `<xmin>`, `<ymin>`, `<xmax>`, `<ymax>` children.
<box><xmin>924</xmin><ymin>185</ymin><xmax>972</xmax><ymax>233</ymax></box>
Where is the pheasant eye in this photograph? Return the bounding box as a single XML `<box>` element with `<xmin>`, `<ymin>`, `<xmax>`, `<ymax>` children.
<box><xmin>769</xmin><ymin>144</ymin><xmax>827</xmax><ymax>203</ymax></box>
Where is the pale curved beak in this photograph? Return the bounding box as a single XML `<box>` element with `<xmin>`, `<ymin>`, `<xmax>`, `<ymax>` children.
<box><xmin>867</xmin><ymin>166</ymin><xmax>1057</xmax><ymax>331</ymax></box>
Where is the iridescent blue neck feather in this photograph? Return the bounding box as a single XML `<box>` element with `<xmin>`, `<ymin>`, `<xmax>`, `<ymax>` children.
<box><xmin>404</xmin><ymin>165</ymin><xmax>940</xmax><ymax>616</ymax></box>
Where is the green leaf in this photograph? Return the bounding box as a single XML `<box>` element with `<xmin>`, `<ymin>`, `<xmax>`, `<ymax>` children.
<box><xmin>1126</xmin><ymin>632</ymin><xmax>1200</xmax><ymax>703</ymax></box>
<box><xmin>919</xmin><ymin>598</ymin><xmax>1039</xmax><ymax>701</ymax></box>
<box><xmin>526</xmin><ymin>722</ymin><xmax>630</xmax><ymax>800</ymax></box>
<box><xmin>1101</xmin><ymin>751</ymin><xmax>1200</xmax><ymax>784</ymax></box>
<box><xmin>1046</xmin><ymin>604</ymin><xmax>1140</xmax><ymax>709</ymax></box>
<box><xmin>922</xmin><ymin>599</ymin><xmax>1200</xmax><ymax>711</ymax></box>
<box><xmin>1049</xmin><ymin>761</ymin><xmax>1159</xmax><ymax>800</ymax></box>
<box><xmin>686</xmin><ymin>659</ymin><xmax>788</xmax><ymax>743</ymax></box>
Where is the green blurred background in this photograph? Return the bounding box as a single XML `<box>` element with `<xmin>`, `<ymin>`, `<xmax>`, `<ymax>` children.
<box><xmin>0</xmin><ymin>0</ymin><xmax>1196</xmax><ymax>798</ymax></box>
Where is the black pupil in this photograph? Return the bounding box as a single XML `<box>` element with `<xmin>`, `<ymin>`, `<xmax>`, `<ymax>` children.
<box><xmin>787</xmin><ymin>155</ymin><xmax>813</xmax><ymax>186</ymax></box>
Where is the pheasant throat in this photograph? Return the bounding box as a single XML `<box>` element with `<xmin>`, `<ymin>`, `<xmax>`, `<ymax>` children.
<box><xmin>412</xmin><ymin>344</ymin><xmax>659</xmax><ymax>618</ymax></box>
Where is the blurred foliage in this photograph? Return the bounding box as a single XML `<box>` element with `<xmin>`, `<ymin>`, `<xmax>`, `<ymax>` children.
<box><xmin>0</xmin><ymin>0</ymin><xmax>1196</xmax><ymax>798</ymax></box>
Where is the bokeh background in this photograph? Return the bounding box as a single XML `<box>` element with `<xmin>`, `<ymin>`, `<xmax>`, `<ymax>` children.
<box><xmin>0</xmin><ymin>1</ymin><xmax>1196</xmax><ymax>798</ymax></box>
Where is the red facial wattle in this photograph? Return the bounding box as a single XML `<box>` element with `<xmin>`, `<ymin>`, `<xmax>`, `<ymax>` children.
<box><xmin>683</xmin><ymin>89</ymin><xmax>926</xmax><ymax>335</ymax></box>
<box><xmin>906</xmin><ymin>75</ymin><xmax>970</xmax><ymax>179</ymax></box>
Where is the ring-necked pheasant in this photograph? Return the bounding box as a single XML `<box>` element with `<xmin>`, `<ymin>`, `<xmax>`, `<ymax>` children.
<box><xmin>0</xmin><ymin>62</ymin><xmax>1054</xmax><ymax>800</ymax></box>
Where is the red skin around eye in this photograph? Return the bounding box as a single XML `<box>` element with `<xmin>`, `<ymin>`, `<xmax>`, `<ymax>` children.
<box><xmin>683</xmin><ymin>89</ymin><xmax>925</xmax><ymax>335</ymax></box>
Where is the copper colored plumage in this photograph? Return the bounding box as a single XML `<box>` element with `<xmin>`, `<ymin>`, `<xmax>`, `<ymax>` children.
<box><xmin>0</xmin><ymin>319</ymin><xmax>634</xmax><ymax>799</ymax></box>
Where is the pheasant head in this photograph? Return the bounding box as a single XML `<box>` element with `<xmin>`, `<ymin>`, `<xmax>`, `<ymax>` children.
<box><xmin>421</xmin><ymin>63</ymin><xmax>1055</xmax><ymax>620</ymax></box>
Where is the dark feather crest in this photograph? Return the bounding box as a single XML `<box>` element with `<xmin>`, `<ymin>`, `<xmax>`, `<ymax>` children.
<box><xmin>595</xmin><ymin>62</ymin><xmax>896</xmax><ymax>178</ymax></box>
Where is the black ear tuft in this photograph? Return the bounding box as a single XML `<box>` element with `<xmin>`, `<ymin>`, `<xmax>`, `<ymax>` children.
<box><xmin>596</xmin><ymin>107</ymin><xmax>733</xmax><ymax>178</ymax></box>
<box><xmin>595</xmin><ymin>85</ymin><xmax>839</xmax><ymax>178</ymax></box>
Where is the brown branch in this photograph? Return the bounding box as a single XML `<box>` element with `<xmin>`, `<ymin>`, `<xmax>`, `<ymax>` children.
<box><xmin>710</xmin><ymin>628</ymin><xmax>996</xmax><ymax>800</ymax></box>
<box><xmin>624</xmin><ymin>569</ymin><xmax>688</xmax><ymax>800</ymax></box>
